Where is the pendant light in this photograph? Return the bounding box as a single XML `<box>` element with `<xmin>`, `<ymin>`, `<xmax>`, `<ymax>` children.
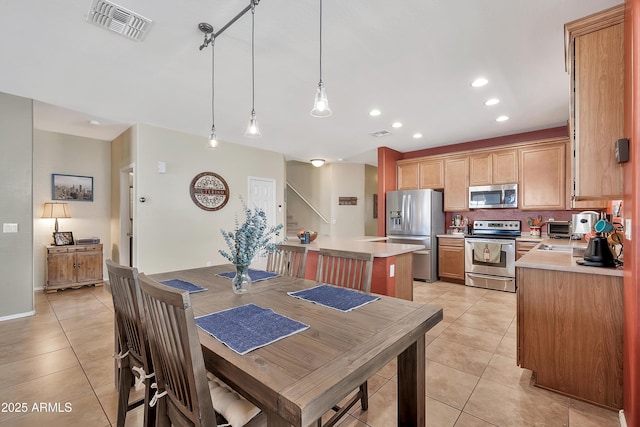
<box><xmin>244</xmin><ymin>1</ymin><xmax>261</xmax><ymax>137</ymax></box>
<box><xmin>311</xmin><ymin>0</ymin><xmax>331</xmax><ymax>117</ymax></box>
<box><xmin>207</xmin><ymin>35</ymin><xmax>219</xmax><ymax>148</ymax></box>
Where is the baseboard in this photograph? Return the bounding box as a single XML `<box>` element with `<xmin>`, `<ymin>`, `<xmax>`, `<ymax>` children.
<box><xmin>619</xmin><ymin>409</ymin><xmax>627</xmax><ymax>427</ymax></box>
<box><xmin>0</xmin><ymin>310</ymin><xmax>35</xmax><ymax>322</ymax></box>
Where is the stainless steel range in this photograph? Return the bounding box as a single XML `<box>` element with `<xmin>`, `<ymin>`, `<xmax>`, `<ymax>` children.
<box><xmin>464</xmin><ymin>220</ymin><xmax>521</xmax><ymax>292</ymax></box>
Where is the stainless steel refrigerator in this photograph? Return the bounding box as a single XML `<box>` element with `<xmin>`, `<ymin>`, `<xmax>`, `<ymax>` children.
<box><xmin>386</xmin><ymin>189</ymin><xmax>444</xmax><ymax>282</ymax></box>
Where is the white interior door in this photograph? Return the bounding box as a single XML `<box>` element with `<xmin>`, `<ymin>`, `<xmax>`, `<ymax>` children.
<box><xmin>248</xmin><ymin>177</ymin><xmax>277</xmax><ymax>267</ymax></box>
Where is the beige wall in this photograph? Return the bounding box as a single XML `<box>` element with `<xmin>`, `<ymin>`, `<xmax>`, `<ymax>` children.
<box><xmin>0</xmin><ymin>93</ymin><xmax>33</xmax><ymax>318</ymax></box>
<box><xmin>330</xmin><ymin>163</ymin><xmax>365</xmax><ymax>237</ymax></box>
<box><xmin>132</xmin><ymin>124</ymin><xmax>286</xmax><ymax>274</ymax></box>
<box><xmin>32</xmin><ymin>130</ymin><xmax>112</xmax><ymax>288</ymax></box>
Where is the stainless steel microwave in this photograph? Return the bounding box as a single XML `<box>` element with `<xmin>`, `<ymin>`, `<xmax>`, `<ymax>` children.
<box><xmin>469</xmin><ymin>184</ymin><xmax>518</xmax><ymax>209</ymax></box>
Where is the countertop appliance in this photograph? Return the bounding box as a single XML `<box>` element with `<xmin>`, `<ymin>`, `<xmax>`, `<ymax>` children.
<box><xmin>547</xmin><ymin>221</ymin><xmax>572</xmax><ymax>239</ymax></box>
<box><xmin>571</xmin><ymin>211</ymin><xmax>599</xmax><ymax>236</ymax></box>
<box><xmin>386</xmin><ymin>189</ymin><xmax>444</xmax><ymax>282</ymax></box>
<box><xmin>469</xmin><ymin>184</ymin><xmax>517</xmax><ymax>209</ymax></box>
<box><xmin>464</xmin><ymin>220</ymin><xmax>521</xmax><ymax>292</ymax></box>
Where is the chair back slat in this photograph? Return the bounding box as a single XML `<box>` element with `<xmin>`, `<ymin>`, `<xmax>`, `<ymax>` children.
<box><xmin>266</xmin><ymin>244</ymin><xmax>308</xmax><ymax>278</ymax></box>
<box><xmin>138</xmin><ymin>273</ymin><xmax>217</xmax><ymax>427</ymax></box>
<box><xmin>316</xmin><ymin>249</ymin><xmax>373</xmax><ymax>292</ymax></box>
<box><xmin>106</xmin><ymin>260</ymin><xmax>149</xmax><ymax>364</ymax></box>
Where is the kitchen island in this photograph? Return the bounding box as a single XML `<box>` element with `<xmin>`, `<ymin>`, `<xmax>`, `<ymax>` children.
<box><xmin>284</xmin><ymin>236</ymin><xmax>424</xmax><ymax>301</ymax></box>
<box><xmin>515</xmin><ymin>239</ymin><xmax>623</xmax><ymax>410</ymax></box>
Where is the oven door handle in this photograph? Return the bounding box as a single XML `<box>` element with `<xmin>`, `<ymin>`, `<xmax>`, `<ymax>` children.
<box><xmin>465</xmin><ymin>238</ymin><xmax>515</xmax><ymax>247</ymax></box>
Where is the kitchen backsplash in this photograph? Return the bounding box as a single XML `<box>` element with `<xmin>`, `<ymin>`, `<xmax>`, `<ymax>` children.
<box><xmin>445</xmin><ymin>203</ymin><xmax>623</xmax><ymax>233</ymax></box>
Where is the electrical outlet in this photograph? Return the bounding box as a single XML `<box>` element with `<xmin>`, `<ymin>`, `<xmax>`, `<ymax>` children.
<box><xmin>206</xmin><ymin>261</ymin><xmax>212</xmax><ymax>267</ymax></box>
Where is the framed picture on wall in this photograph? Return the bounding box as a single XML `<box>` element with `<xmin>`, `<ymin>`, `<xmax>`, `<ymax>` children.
<box><xmin>52</xmin><ymin>174</ymin><xmax>93</xmax><ymax>201</ymax></box>
<box><xmin>53</xmin><ymin>232</ymin><xmax>74</xmax><ymax>246</ymax></box>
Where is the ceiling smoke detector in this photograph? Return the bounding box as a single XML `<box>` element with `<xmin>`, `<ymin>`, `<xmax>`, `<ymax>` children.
<box><xmin>370</xmin><ymin>130</ymin><xmax>392</xmax><ymax>137</ymax></box>
<box><xmin>86</xmin><ymin>0</ymin><xmax>152</xmax><ymax>42</ymax></box>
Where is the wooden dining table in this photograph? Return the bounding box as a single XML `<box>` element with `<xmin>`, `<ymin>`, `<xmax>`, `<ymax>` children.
<box><xmin>149</xmin><ymin>265</ymin><xmax>443</xmax><ymax>427</ymax></box>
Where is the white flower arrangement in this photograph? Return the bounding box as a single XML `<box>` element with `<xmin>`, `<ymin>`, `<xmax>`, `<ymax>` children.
<box><xmin>219</xmin><ymin>198</ymin><xmax>284</xmax><ymax>267</ymax></box>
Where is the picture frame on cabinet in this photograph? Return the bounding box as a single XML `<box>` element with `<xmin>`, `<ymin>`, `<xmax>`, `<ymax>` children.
<box><xmin>53</xmin><ymin>231</ymin><xmax>74</xmax><ymax>246</ymax></box>
<box><xmin>52</xmin><ymin>174</ymin><xmax>93</xmax><ymax>201</ymax></box>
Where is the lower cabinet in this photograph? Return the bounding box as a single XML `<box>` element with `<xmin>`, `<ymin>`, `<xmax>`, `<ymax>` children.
<box><xmin>515</xmin><ymin>240</ymin><xmax>538</xmax><ymax>260</ymax></box>
<box><xmin>517</xmin><ymin>267</ymin><xmax>623</xmax><ymax>409</ymax></box>
<box><xmin>46</xmin><ymin>244</ymin><xmax>104</xmax><ymax>292</ymax></box>
<box><xmin>438</xmin><ymin>237</ymin><xmax>465</xmax><ymax>283</ymax></box>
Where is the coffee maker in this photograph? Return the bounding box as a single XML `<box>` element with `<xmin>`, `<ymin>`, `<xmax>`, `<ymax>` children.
<box><xmin>573</xmin><ymin>212</ymin><xmax>616</xmax><ymax>267</ymax></box>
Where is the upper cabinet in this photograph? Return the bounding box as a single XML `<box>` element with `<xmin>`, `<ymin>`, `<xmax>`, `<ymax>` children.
<box><xmin>444</xmin><ymin>156</ymin><xmax>469</xmax><ymax>212</ymax></box>
<box><xmin>469</xmin><ymin>149</ymin><xmax>518</xmax><ymax>186</ymax></box>
<box><xmin>566</xmin><ymin>5</ymin><xmax>624</xmax><ymax>201</ymax></box>
<box><xmin>397</xmin><ymin>158</ymin><xmax>444</xmax><ymax>190</ymax></box>
<box><xmin>397</xmin><ymin>161</ymin><xmax>419</xmax><ymax>190</ymax></box>
<box><xmin>519</xmin><ymin>139</ymin><xmax>568</xmax><ymax>211</ymax></box>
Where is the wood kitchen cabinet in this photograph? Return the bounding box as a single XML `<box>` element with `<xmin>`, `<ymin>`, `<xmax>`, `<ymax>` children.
<box><xmin>443</xmin><ymin>156</ymin><xmax>469</xmax><ymax>212</ymax></box>
<box><xmin>438</xmin><ymin>237</ymin><xmax>465</xmax><ymax>284</ymax></box>
<box><xmin>469</xmin><ymin>149</ymin><xmax>518</xmax><ymax>186</ymax></box>
<box><xmin>517</xmin><ymin>266</ymin><xmax>623</xmax><ymax>409</ymax></box>
<box><xmin>45</xmin><ymin>244</ymin><xmax>103</xmax><ymax>292</ymax></box>
<box><xmin>515</xmin><ymin>240</ymin><xmax>538</xmax><ymax>260</ymax></box>
<box><xmin>397</xmin><ymin>161</ymin><xmax>419</xmax><ymax>190</ymax></box>
<box><xmin>518</xmin><ymin>139</ymin><xmax>567</xmax><ymax>210</ymax></box>
<box><xmin>566</xmin><ymin>5</ymin><xmax>624</xmax><ymax>200</ymax></box>
<box><xmin>419</xmin><ymin>158</ymin><xmax>444</xmax><ymax>189</ymax></box>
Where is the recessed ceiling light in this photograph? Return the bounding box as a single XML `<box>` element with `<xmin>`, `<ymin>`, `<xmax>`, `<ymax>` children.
<box><xmin>484</xmin><ymin>98</ymin><xmax>500</xmax><ymax>106</ymax></box>
<box><xmin>391</xmin><ymin>122</ymin><xmax>403</xmax><ymax>128</ymax></box>
<box><xmin>413</xmin><ymin>133</ymin><xmax>423</xmax><ymax>139</ymax></box>
<box><xmin>496</xmin><ymin>115</ymin><xmax>509</xmax><ymax>122</ymax></box>
<box><xmin>369</xmin><ymin>109</ymin><xmax>381</xmax><ymax>117</ymax></box>
<box><xmin>88</xmin><ymin>119</ymin><xmax>101</xmax><ymax>126</ymax></box>
<box><xmin>471</xmin><ymin>78</ymin><xmax>488</xmax><ymax>88</ymax></box>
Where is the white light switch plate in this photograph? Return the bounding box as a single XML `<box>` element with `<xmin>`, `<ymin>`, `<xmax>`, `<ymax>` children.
<box><xmin>625</xmin><ymin>219</ymin><xmax>632</xmax><ymax>240</ymax></box>
<box><xmin>389</xmin><ymin>264</ymin><xmax>395</xmax><ymax>277</ymax></box>
<box><xmin>3</xmin><ymin>223</ymin><xmax>18</xmax><ymax>233</ymax></box>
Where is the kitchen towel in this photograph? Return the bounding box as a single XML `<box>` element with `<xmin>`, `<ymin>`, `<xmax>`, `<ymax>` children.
<box><xmin>216</xmin><ymin>269</ymin><xmax>280</xmax><ymax>282</ymax></box>
<box><xmin>288</xmin><ymin>284</ymin><xmax>379</xmax><ymax>312</ymax></box>
<box><xmin>473</xmin><ymin>242</ymin><xmax>501</xmax><ymax>264</ymax></box>
<box><xmin>195</xmin><ymin>304</ymin><xmax>309</xmax><ymax>355</ymax></box>
<box><xmin>160</xmin><ymin>279</ymin><xmax>207</xmax><ymax>293</ymax></box>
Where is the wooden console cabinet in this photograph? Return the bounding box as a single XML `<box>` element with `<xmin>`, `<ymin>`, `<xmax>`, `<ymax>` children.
<box><xmin>45</xmin><ymin>244</ymin><xmax>104</xmax><ymax>292</ymax></box>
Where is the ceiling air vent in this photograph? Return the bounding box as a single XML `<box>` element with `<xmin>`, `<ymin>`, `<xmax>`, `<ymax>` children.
<box><xmin>86</xmin><ymin>0</ymin><xmax>152</xmax><ymax>41</ymax></box>
<box><xmin>370</xmin><ymin>130</ymin><xmax>392</xmax><ymax>137</ymax></box>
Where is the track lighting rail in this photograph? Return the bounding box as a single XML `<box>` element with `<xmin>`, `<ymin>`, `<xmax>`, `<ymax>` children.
<box><xmin>199</xmin><ymin>0</ymin><xmax>260</xmax><ymax>50</ymax></box>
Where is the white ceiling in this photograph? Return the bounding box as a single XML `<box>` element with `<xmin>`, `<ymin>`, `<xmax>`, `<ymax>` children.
<box><xmin>1</xmin><ymin>0</ymin><xmax>622</xmax><ymax>165</ymax></box>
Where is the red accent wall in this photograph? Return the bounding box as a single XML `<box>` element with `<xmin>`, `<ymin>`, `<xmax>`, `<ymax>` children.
<box><xmin>623</xmin><ymin>0</ymin><xmax>639</xmax><ymax>424</ymax></box>
<box><xmin>401</xmin><ymin>126</ymin><xmax>568</xmax><ymax>160</ymax></box>
<box><xmin>377</xmin><ymin>147</ymin><xmax>402</xmax><ymax>236</ymax></box>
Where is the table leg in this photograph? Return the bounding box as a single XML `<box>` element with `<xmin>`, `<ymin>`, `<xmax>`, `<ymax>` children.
<box><xmin>397</xmin><ymin>335</ymin><xmax>426</xmax><ymax>427</ymax></box>
<box><xmin>267</xmin><ymin>410</ymin><xmax>292</xmax><ymax>426</ymax></box>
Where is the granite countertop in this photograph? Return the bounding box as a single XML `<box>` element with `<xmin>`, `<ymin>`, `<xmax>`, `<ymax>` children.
<box><xmin>515</xmin><ymin>238</ymin><xmax>623</xmax><ymax>277</ymax></box>
<box><xmin>284</xmin><ymin>236</ymin><xmax>424</xmax><ymax>258</ymax></box>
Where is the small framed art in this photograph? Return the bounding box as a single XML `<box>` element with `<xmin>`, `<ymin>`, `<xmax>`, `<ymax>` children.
<box><xmin>53</xmin><ymin>232</ymin><xmax>74</xmax><ymax>246</ymax></box>
<box><xmin>52</xmin><ymin>174</ymin><xmax>93</xmax><ymax>201</ymax></box>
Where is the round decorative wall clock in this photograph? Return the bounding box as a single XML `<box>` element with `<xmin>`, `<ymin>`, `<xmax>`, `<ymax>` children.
<box><xmin>189</xmin><ymin>172</ymin><xmax>230</xmax><ymax>211</ymax></box>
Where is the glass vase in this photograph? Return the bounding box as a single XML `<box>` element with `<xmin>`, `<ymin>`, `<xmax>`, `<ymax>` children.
<box><xmin>232</xmin><ymin>265</ymin><xmax>252</xmax><ymax>294</ymax></box>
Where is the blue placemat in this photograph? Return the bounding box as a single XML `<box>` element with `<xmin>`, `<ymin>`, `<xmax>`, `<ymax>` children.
<box><xmin>195</xmin><ymin>304</ymin><xmax>309</xmax><ymax>355</ymax></box>
<box><xmin>216</xmin><ymin>269</ymin><xmax>280</xmax><ymax>282</ymax></box>
<box><xmin>160</xmin><ymin>279</ymin><xmax>207</xmax><ymax>294</ymax></box>
<box><xmin>288</xmin><ymin>284</ymin><xmax>379</xmax><ymax>312</ymax></box>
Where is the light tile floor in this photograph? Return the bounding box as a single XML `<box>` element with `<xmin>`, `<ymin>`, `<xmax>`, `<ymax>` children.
<box><xmin>0</xmin><ymin>281</ymin><xmax>621</xmax><ymax>426</ymax></box>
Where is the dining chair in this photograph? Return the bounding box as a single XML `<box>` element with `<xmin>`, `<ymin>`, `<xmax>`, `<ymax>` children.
<box><xmin>315</xmin><ymin>248</ymin><xmax>373</xmax><ymax>426</ymax></box>
<box><xmin>266</xmin><ymin>244</ymin><xmax>308</xmax><ymax>278</ymax></box>
<box><xmin>137</xmin><ymin>273</ymin><xmax>264</xmax><ymax>427</ymax></box>
<box><xmin>105</xmin><ymin>259</ymin><xmax>155</xmax><ymax>427</ymax></box>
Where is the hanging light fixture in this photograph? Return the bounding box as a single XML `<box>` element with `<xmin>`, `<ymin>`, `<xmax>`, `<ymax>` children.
<box><xmin>244</xmin><ymin>1</ymin><xmax>261</xmax><ymax>137</ymax></box>
<box><xmin>311</xmin><ymin>0</ymin><xmax>331</xmax><ymax>117</ymax></box>
<box><xmin>199</xmin><ymin>23</ymin><xmax>219</xmax><ymax>149</ymax></box>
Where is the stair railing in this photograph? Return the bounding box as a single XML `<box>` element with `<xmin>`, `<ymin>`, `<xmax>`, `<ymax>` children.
<box><xmin>286</xmin><ymin>181</ymin><xmax>330</xmax><ymax>224</ymax></box>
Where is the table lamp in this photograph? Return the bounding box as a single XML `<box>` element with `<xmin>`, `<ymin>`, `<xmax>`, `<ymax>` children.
<box><xmin>42</xmin><ymin>202</ymin><xmax>71</xmax><ymax>233</ymax></box>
